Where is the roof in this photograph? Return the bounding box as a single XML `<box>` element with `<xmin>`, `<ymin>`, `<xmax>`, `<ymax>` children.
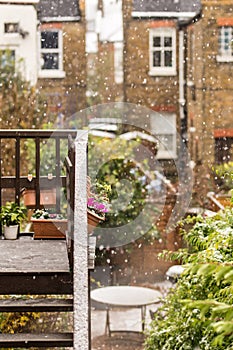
<box><xmin>132</xmin><ymin>0</ymin><xmax>201</xmax><ymax>18</ymax></box>
<box><xmin>37</xmin><ymin>0</ymin><xmax>81</xmax><ymax>22</ymax></box>
<box><xmin>0</xmin><ymin>0</ymin><xmax>39</xmax><ymax>3</ymax></box>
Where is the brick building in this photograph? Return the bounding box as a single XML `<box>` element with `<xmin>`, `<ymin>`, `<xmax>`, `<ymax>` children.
<box><xmin>37</xmin><ymin>0</ymin><xmax>87</xmax><ymax>122</ymax></box>
<box><xmin>0</xmin><ymin>0</ymin><xmax>87</xmax><ymax>122</ymax></box>
<box><xmin>86</xmin><ymin>0</ymin><xmax>124</xmax><ymax>105</ymax></box>
<box><xmin>187</xmin><ymin>0</ymin><xmax>233</xmax><ymax>165</ymax></box>
<box><xmin>123</xmin><ymin>0</ymin><xmax>202</xmax><ymax>162</ymax></box>
<box><xmin>0</xmin><ymin>0</ymin><xmax>38</xmax><ymax>85</ymax></box>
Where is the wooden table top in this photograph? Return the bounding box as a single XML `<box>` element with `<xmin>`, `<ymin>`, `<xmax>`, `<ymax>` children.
<box><xmin>0</xmin><ymin>239</ymin><xmax>70</xmax><ymax>274</ymax></box>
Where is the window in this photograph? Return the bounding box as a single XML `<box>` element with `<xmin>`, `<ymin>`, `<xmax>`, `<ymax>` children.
<box><xmin>4</xmin><ymin>23</ymin><xmax>19</xmax><ymax>34</ymax></box>
<box><xmin>149</xmin><ymin>27</ymin><xmax>176</xmax><ymax>76</ymax></box>
<box><xmin>150</xmin><ymin>113</ymin><xmax>177</xmax><ymax>159</ymax></box>
<box><xmin>39</xmin><ymin>30</ymin><xmax>65</xmax><ymax>78</ymax></box>
<box><xmin>215</xmin><ymin>137</ymin><xmax>233</xmax><ymax>163</ymax></box>
<box><xmin>217</xmin><ymin>26</ymin><xmax>233</xmax><ymax>62</ymax></box>
<box><xmin>0</xmin><ymin>50</ymin><xmax>15</xmax><ymax>69</ymax></box>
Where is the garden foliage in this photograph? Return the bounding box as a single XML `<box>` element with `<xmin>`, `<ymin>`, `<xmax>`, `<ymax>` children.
<box><xmin>0</xmin><ymin>50</ymin><xmax>48</xmax><ymax>177</ymax></box>
<box><xmin>0</xmin><ymin>50</ymin><xmax>47</xmax><ymax>130</ymax></box>
<box><xmin>212</xmin><ymin>161</ymin><xmax>233</xmax><ymax>192</ymax></box>
<box><xmin>88</xmin><ymin>135</ymin><xmax>160</xmax><ymax>256</ymax></box>
<box><xmin>145</xmin><ymin>206</ymin><xmax>233</xmax><ymax>350</ymax></box>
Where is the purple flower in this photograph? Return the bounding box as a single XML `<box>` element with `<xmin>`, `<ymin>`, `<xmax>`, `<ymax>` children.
<box><xmin>87</xmin><ymin>197</ymin><xmax>95</xmax><ymax>206</ymax></box>
<box><xmin>87</xmin><ymin>197</ymin><xmax>109</xmax><ymax>215</ymax></box>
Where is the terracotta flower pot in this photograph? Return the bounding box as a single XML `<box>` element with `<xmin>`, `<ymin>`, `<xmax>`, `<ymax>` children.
<box><xmin>87</xmin><ymin>210</ymin><xmax>105</xmax><ymax>234</ymax></box>
<box><xmin>22</xmin><ymin>189</ymin><xmax>56</xmax><ymax>208</ymax></box>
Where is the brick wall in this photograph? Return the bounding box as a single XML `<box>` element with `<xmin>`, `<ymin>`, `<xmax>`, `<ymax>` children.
<box><xmin>187</xmin><ymin>0</ymin><xmax>233</xmax><ymax>165</ymax></box>
<box><xmin>38</xmin><ymin>21</ymin><xmax>87</xmax><ymax>122</ymax></box>
<box><xmin>109</xmin><ymin>192</ymin><xmax>183</xmax><ymax>284</ymax></box>
<box><xmin>89</xmin><ymin>41</ymin><xmax>123</xmax><ymax>104</ymax></box>
<box><xmin>124</xmin><ymin>18</ymin><xmax>179</xmax><ymax>112</ymax></box>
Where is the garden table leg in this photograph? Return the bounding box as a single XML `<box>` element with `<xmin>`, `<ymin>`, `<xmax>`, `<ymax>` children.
<box><xmin>141</xmin><ymin>305</ymin><xmax>146</xmax><ymax>332</ymax></box>
<box><xmin>105</xmin><ymin>307</ymin><xmax>111</xmax><ymax>336</ymax></box>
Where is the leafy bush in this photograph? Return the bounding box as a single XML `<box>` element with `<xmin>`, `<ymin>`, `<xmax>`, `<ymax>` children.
<box><xmin>212</xmin><ymin>161</ymin><xmax>233</xmax><ymax>192</ymax></box>
<box><xmin>88</xmin><ymin>135</ymin><xmax>160</xmax><ymax>259</ymax></box>
<box><xmin>145</xmin><ymin>207</ymin><xmax>233</xmax><ymax>350</ymax></box>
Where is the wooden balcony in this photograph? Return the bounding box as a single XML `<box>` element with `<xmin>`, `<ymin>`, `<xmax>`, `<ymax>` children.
<box><xmin>0</xmin><ymin>129</ymin><xmax>90</xmax><ymax>349</ymax></box>
<box><xmin>0</xmin><ymin>129</ymin><xmax>77</xmax><ymax>211</ymax></box>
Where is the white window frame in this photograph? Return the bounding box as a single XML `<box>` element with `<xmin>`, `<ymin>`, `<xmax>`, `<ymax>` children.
<box><xmin>38</xmin><ymin>29</ymin><xmax>65</xmax><ymax>79</ymax></box>
<box><xmin>217</xmin><ymin>26</ymin><xmax>233</xmax><ymax>62</ymax></box>
<box><xmin>149</xmin><ymin>27</ymin><xmax>176</xmax><ymax>76</ymax></box>
<box><xmin>150</xmin><ymin>112</ymin><xmax>177</xmax><ymax>159</ymax></box>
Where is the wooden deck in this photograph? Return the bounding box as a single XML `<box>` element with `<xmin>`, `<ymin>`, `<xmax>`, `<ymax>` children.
<box><xmin>0</xmin><ymin>239</ymin><xmax>72</xmax><ymax>294</ymax></box>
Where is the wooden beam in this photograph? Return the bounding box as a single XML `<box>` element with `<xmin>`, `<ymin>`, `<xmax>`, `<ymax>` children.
<box><xmin>0</xmin><ymin>333</ymin><xmax>73</xmax><ymax>347</ymax></box>
<box><xmin>0</xmin><ymin>298</ymin><xmax>73</xmax><ymax>312</ymax></box>
<box><xmin>0</xmin><ymin>274</ymin><xmax>72</xmax><ymax>295</ymax></box>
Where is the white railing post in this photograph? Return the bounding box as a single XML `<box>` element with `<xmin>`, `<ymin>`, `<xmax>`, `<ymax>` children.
<box><xmin>73</xmin><ymin>130</ymin><xmax>89</xmax><ymax>350</ymax></box>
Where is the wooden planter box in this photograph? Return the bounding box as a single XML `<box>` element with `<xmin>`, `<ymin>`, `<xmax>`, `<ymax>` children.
<box><xmin>31</xmin><ymin>211</ymin><xmax>104</xmax><ymax>238</ymax></box>
<box><xmin>215</xmin><ymin>194</ymin><xmax>232</xmax><ymax>208</ymax></box>
<box><xmin>22</xmin><ymin>189</ymin><xmax>56</xmax><ymax>208</ymax></box>
<box><xmin>31</xmin><ymin>219</ymin><xmax>67</xmax><ymax>239</ymax></box>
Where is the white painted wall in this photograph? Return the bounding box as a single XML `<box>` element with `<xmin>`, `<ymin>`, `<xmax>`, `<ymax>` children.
<box><xmin>0</xmin><ymin>4</ymin><xmax>38</xmax><ymax>84</ymax></box>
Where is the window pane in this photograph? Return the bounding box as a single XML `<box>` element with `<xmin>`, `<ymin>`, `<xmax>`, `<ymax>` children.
<box><xmin>41</xmin><ymin>53</ymin><xmax>59</xmax><ymax>70</ymax></box>
<box><xmin>0</xmin><ymin>50</ymin><xmax>15</xmax><ymax>68</ymax></box>
<box><xmin>153</xmin><ymin>51</ymin><xmax>161</xmax><ymax>67</ymax></box>
<box><xmin>4</xmin><ymin>23</ymin><xmax>19</xmax><ymax>33</ymax></box>
<box><xmin>165</xmin><ymin>51</ymin><xmax>172</xmax><ymax>67</ymax></box>
<box><xmin>157</xmin><ymin>135</ymin><xmax>174</xmax><ymax>151</ymax></box>
<box><xmin>219</xmin><ymin>26</ymin><xmax>233</xmax><ymax>56</ymax></box>
<box><xmin>153</xmin><ymin>37</ymin><xmax>161</xmax><ymax>47</ymax></box>
<box><xmin>151</xmin><ymin>113</ymin><xmax>176</xmax><ymax>133</ymax></box>
<box><xmin>41</xmin><ymin>31</ymin><xmax>59</xmax><ymax>49</ymax></box>
<box><xmin>164</xmin><ymin>36</ymin><xmax>172</xmax><ymax>47</ymax></box>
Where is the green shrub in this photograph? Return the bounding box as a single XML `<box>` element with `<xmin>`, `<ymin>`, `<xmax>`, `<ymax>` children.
<box><xmin>145</xmin><ymin>207</ymin><xmax>233</xmax><ymax>350</ymax></box>
<box><xmin>212</xmin><ymin>162</ymin><xmax>233</xmax><ymax>192</ymax></box>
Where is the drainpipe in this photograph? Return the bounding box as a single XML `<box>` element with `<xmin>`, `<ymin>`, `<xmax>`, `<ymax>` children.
<box><xmin>177</xmin><ymin>7</ymin><xmax>202</xmax><ymax>146</ymax></box>
<box><xmin>178</xmin><ymin>29</ymin><xmax>186</xmax><ymax>143</ymax></box>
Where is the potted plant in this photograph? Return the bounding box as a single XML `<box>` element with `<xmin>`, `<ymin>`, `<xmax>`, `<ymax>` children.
<box><xmin>87</xmin><ymin>197</ymin><xmax>108</xmax><ymax>233</ymax></box>
<box><xmin>30</xmin><ymin>180</ymin><xmax>111</xmax><ymax>238</ymax></box>
<box><xmin>87</xmin><ymin>181</ymin><xmax>111</xmax><ymax>234</ymax></box>
<box><xmin>0</xmin><ymin>202</ymin><xmax>27</xmax><ymax>239</ymax></box>
<box><xmin>31</xmin><ymin>209</ymin><xmax>67</xmax><ymax>239</ymax></box>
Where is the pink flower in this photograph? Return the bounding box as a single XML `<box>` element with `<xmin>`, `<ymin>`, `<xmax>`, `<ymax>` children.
<box><xmin>87</xmin><ymin>197</ymin><xmax>95</xmax><ymax>206</ymax></box>
<box><xmin>87</xmin><ymin>197</ymin><xmax>109</xmax><ymax>215</ymax></box>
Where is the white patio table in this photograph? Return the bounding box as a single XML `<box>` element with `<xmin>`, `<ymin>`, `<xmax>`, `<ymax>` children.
<box><xmin>90</xmin><ymin>285</ymin><xmax>162</xmax><ymax>336</ymax></box>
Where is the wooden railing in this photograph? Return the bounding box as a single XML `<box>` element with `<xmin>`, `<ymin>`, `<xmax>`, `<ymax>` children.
<box><xmin>0</xmin><ymin>129</ymin><xmax>77</xmax><ymax>236</ymax></box>
<box><xmin>0</xmin><ymin>129</ymin><xmax>77</xmax><ymax>209</ymax></box>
